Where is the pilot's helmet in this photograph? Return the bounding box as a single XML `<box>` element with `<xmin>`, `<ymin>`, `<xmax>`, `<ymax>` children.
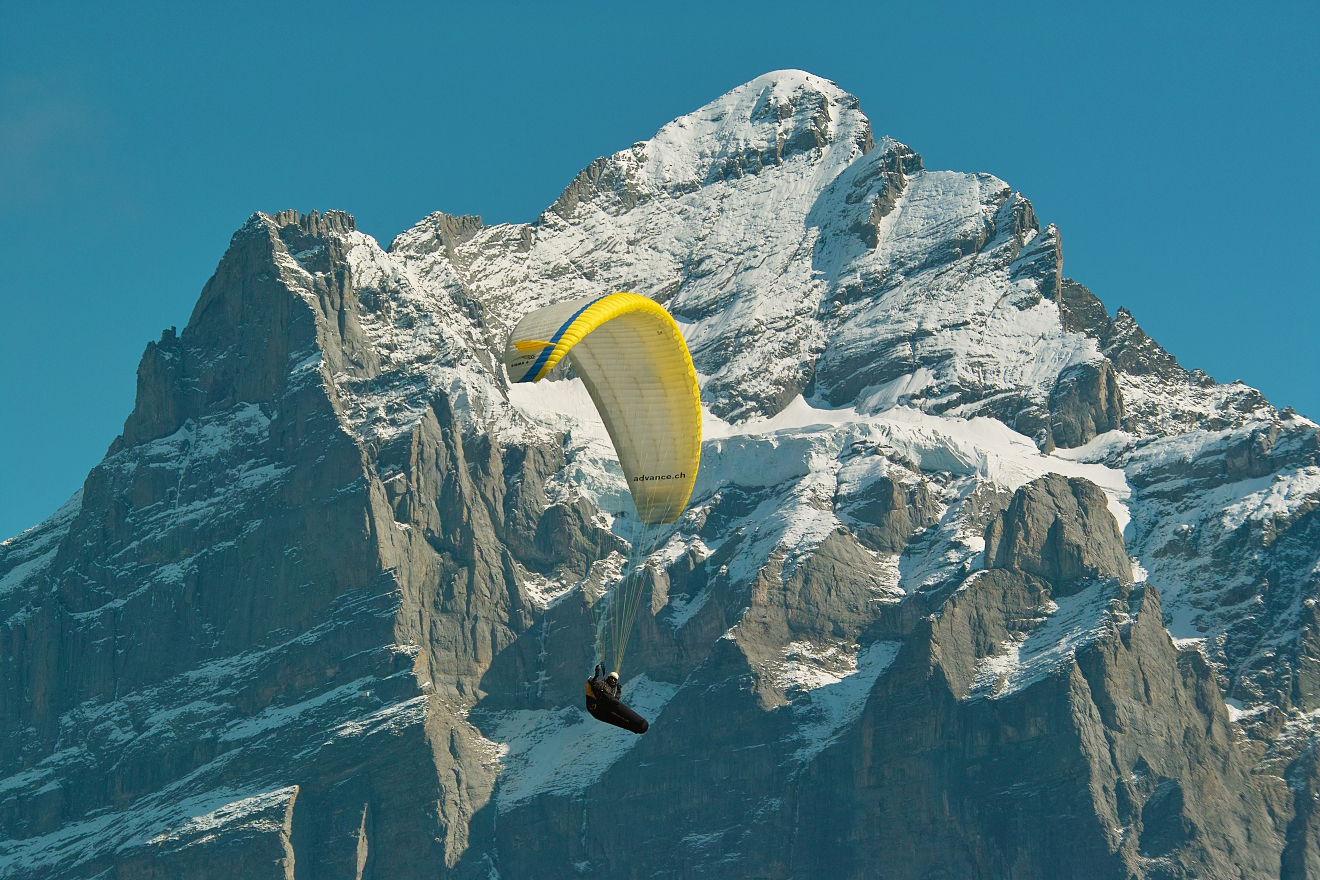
<box><xmin>605</xmin><ymin>672</ymin><xmax>619</xmax><ymax>683</ymax></box>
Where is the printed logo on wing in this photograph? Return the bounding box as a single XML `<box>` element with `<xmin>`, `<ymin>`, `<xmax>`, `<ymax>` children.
<box><xmin>632</xmin><ymin>472</ymin><xmax>686</xmax><ymax>482</ymax></box>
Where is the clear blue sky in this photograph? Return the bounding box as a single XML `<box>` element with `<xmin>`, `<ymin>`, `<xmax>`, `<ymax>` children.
<box><xmin>2</xmin><ymin>1</ymin><xmax>1316</xmax><ymax>540</ymax></box>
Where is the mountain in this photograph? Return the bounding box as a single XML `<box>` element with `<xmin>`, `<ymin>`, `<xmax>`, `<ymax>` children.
<box><xmin>1</xmin><ymin>70</ymin><xmax>1317</xmax><ymax>879</ymax></box>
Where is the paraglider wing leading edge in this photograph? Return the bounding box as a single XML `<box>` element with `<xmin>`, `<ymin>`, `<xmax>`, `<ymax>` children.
<box><xmin>504</xmin><ymin>292</ymin><xmax>702</xmax><ymax>525</ymax></box>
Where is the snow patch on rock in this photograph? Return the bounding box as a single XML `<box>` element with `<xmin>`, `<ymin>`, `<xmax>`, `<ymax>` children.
<box><xmin>479</xmin><ymin>675</ymin><xmax>677</xmax><ymax>810</ymax></box>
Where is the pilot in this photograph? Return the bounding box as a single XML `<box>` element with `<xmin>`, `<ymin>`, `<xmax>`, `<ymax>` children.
<box><xmin>589</xmin><ymin>665</ymin><xmax>623</xmax><ymax>700</ymax></box>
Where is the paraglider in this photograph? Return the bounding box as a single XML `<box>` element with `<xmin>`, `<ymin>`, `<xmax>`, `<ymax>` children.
<box><xmin>505</xmin><ymin>291</ymin><xmax>701</xmax><ymax>734</ymax></box>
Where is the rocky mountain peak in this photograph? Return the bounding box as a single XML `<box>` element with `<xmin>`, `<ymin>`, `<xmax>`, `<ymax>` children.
<box><xmin>389</xmin><ymin>212</ymin><xmax>484</xmax><ymax>257</ymax></box>
<box><xmin>648</xmin><ymin>69</ymin><xmax>873</xmax><ymax>181</ymax></box>
<box><xmin>544</xmin><ymin>70</ymin><xmax>872</xmax><ymax>225</ymax></box>
<box><xmin>2</xmin><ymin>71</ymin><xmax>1318</xmax><ymax>879</ymax></box>
<box><xmin>270</xmin><ymin>208</ymin><xmax>356</xmax><ymax>236</ymax></box>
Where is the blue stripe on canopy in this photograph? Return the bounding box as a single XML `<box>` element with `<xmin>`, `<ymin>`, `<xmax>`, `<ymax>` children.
<box><xmin>518</xmin><ymin>294</ymin><xmax>611</xmax><ymax>382</ymax></box>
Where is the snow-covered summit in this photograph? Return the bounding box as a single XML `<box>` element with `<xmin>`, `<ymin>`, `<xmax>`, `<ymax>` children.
<box><xmin>344</xmin><ymin>63</ymin><xmax>1260</xmax><ymax>451</ymax></box>
<box><xmin>633</xmin><ymin>70</ymin><xmax>871</xmax><ymax>194</ymax></box>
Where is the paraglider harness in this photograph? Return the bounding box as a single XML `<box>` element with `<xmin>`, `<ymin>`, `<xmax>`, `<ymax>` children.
<box><xmin>586</xmin><ymin>665</ymin><xmax>648</xmax><ymax>734</ymax></box>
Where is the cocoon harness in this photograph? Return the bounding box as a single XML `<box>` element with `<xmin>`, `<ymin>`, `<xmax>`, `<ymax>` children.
<box><xmin>584</xmin><ymin>679</ymin><xmax>649</xmax><ymax>734</ymax></box>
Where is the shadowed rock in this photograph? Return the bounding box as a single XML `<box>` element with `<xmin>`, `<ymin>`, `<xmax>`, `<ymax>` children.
<box><xmin>843</xmin><ymin>472</ymin><xmax>941</xmax><ymax>554</ymax></box>
<box><xmin>1049</xmin><ymin>359</ymin><xmax>1126</xmax><ymax>449</ymax></box>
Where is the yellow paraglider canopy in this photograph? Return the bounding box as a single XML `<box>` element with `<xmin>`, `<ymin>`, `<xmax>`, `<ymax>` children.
<box><xmin>505</xmin><ymin>292</ymin><xmax>702</xmax><ymax>525</ymax></box>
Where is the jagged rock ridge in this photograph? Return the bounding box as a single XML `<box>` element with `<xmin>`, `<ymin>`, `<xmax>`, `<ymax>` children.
<box><xmin>1</xmin><ymin>70</ymin><xmax>1317</xmax><ymax>879</ymax></box>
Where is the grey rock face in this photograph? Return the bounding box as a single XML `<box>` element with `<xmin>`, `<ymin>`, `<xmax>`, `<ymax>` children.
<box><xmin>0</xmin><ymin>209</ymin><xmax>623</xmax><ymax>878</ymax></box>
<box><xmin>837</xmin><ymin>463</ymin><xmax>941</xmax><ymax>554</ymax></box>
<box><xmin>984</xmin><ymin>474</ymin><xmax>1133</xmax><ymax>590</ymax></box>
<box><xmin>1103</xmin><ymin>305</ymin><xmax>1185</xmax><ymax>380</ymax></box>
<box><xmin>1049</xmin><ymin>359</ymin><xmax>1126</xmax><ymax>449</ymax></box>
<box><xmin>788</xmin><ymin>575</ymin><xmax>1282</xmax><ymax>880</ymax></box>
<box><xmin>1123</xmin><ymin>418</ymin><xmax>1320</xmax><ymax>704</ymax></box>
<box><xmin>1056</xmin><ymin>278</ymin><xmax>1114</xmax><ymax>337</ymax></box>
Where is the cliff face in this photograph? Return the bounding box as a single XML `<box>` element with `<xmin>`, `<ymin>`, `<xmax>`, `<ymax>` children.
<box><xmin>1</xmin><ymin>71</ymin><xmax>1317</xmax><ymax>879</ymax></box>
